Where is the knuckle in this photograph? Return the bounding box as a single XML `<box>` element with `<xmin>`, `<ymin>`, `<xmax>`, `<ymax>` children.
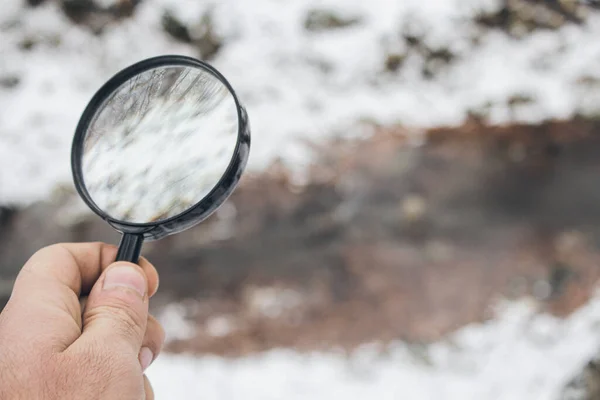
<box><xmin>114</xmin><ymin>312</ymin><xmax>143</xmax><ymax>340</ymax></box>
<box><xmin>30</xmin><ymin>243</ymin><xmax>68</xmax><ymax>263</ymax></box>
<box><xmin>87</xmin><ymin>300</ymin><xmax>146</xmax><ymax>338</ymax></box>
<box><xmin>21</xmin><ymin>244</ymin><xmax>73</xmax><ymax>278</ymax></box>
<box><xmin>35</xmin><ymin>243</ymin><xmax>62</xmax><ymax>255</ymax></box>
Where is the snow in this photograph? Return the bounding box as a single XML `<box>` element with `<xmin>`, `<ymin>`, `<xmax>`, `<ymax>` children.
<box><xmin>147</xmin><ymin>295</ymin><xmax>600</xmax><ymax>399</ymax></box>
<box><xmin>2</xmin><ymin>0</ymin><xmax>600</xmax><ymax>204</ymax></box>
<box><xmin>157</xmin><ymin>303</ymin><xmax>196</xmax><ymax>342</ymax></box>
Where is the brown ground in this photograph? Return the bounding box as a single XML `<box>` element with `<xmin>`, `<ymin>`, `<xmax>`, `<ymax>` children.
<box><xmin>157</xmin><ymin>117</ymin><xmax>600</xmax><ymax>356</ymax></box>
<box><xmin>2</xmin><ymin>117</ymin><xmax>600</xmax><ymax>358</ymax></box>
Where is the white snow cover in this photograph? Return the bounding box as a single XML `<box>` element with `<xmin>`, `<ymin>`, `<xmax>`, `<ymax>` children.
<box><xmin>2</xmin><ymin>0</ymin><xmax>600</xmax><ymax>204</ymax></box>
<box><xmin>148</xmin><ymin>296</ymin><xmax>600</xmax><ymax>399</ymax></box>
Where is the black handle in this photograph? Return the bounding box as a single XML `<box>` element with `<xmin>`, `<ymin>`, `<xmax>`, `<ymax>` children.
<box><xmin>115</xmin><ymin>233</ymin><xmax>144</xmax><ymax>263</ymax></box>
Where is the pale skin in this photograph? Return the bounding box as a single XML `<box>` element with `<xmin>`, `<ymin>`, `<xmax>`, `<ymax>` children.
<box><xmin>0</xmin><ymin>242</ymin><xmax>166</xmax><ymax>399</ymax></box>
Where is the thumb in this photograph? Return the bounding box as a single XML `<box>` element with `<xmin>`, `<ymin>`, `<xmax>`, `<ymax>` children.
<box><xmin>75</xmin><ymin>262</ymin><xmax>149</xmax><ymax>356</ymax></box>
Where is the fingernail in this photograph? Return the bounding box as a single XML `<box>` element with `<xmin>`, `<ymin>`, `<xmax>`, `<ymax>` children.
<box><xmin>139</xmin><ymin>347</ymin><xmax>154</xmax><ymax>371</ymax></box>
<box><xmin>103</xmin><ymin>265</ymin><xmax>146</xmax><ymax>297</ymax></box>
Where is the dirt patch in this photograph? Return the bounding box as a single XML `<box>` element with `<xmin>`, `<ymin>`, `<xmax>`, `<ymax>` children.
<box><xmin>3</xmin><ymin>118</ymin><xmax>600</xmax><ymax>358</ymax></box>
<box><xmin>157</xmin><ymin>118</ymin><xmax>600</xmax><ymax>356</ymax></box>
<box><xmin>474</xmin><ymin>0</ymin><xmax>596</xmax><ymax>37</ymax></box>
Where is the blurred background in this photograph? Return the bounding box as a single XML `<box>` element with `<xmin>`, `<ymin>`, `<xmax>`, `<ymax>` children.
<box><xmin>2</xmin><ymin>0</ymin><xmax>600</xmax><ymax>398</ymax></box>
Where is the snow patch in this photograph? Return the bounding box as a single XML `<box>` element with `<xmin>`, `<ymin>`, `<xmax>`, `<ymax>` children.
<box><xmin>147</xmin><ymin>295</ymin><xmax>600</xmax><ymax>399</ymax></box>
<box><xmin>157</xmin><ymin>303</ymin><xmax>197</xmax><ymax>342</ymax></box>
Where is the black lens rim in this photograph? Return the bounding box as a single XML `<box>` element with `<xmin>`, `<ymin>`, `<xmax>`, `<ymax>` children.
<box><xmin>71</xmin><ymin>55</ymin><xmax>251</xmax><ymax>241</ymax></box>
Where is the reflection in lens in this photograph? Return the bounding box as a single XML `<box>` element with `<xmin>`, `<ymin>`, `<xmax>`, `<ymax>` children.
<box><xmin>81</xmin><ymin>65</ymin><xmax>239</xmax><ymax>224</ymax></box>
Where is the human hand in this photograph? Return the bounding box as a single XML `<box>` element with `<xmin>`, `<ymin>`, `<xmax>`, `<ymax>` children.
<box><xmin>0</xmin><ymin>243</ymin><xmax>165</xmax><ymax>399</ymax></box>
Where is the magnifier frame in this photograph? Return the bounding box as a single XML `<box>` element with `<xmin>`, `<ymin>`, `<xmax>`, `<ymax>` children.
<box><xmin>71</xmin><ymin>55</ymin><xmax>250</xmax><ymax>261</ymax></box>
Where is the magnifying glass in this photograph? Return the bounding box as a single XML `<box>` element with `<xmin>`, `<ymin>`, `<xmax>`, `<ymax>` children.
<box><xmin>71</xmin><ymin>55</ymin><xmax>251</xmax><ymax>263</ymax></box>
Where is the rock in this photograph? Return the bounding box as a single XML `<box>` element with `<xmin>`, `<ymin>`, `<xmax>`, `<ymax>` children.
<box><xmin>401</xmin><ymin>194</ymin><xmax>427</xmax><ymax>222</ymax></box>
<box><xmin>421</xmin><ymin>47</ymin><xmax>456</xmax><ymax>79</ymax></box>
<box><xmin>18</xmin><ymin>36</ymin><xmax>36</xmax><ymax>51</ymax></box>
<box><xmin>161</xmin><ymin>10</ymin><xmax>223</xmax><ymax>60</ymax></box>
<box><xmin>161</xmin><ymin>10</ymin><xmax>192</xmax><ymax>43</ymax></box>
<box><xmin>60</xmin><ymin>0</ymin><xmax>141</xmax><ymax>33</ymax></box>
<box><xmin>193</xmin><ymin>11</ymin><xmax>222</xmax><ymax>60</ymax></box>
<box><xmin>0</xmin><ymin>206</ymin><xmax>17</xmax><ymax>242</ymax></box>
<box><xmin>396</xmin><ymin>19</ymin><xmax>457</xmax><ymax>79</ymax></box>
<box><xmin>474</xmin><ymin>0</ymin><xmax>593</xmax><ymax>37</ymax></box>
<box><xmin>560</xmin><ymin>356</ymin><xmax>600</xmax><ymax>400</ymax></box>
<box><xmin>304</xmin><ymin>9</ymin><xmax>362</xmax><ymax>32</ymax></box>
<box><xmin>25</xmin><ymin>0</ymin><xmax>46</xmax><ymax>7</ymax></box>
<box><xmin>384</xmin><ymin>53</ymin><xmax>405</xmax><ymax>72</ymax></box>
<box><xmin>0</xmin><ymin>75</ymin><xmax>19</xmax><ymax>89</ymax></box>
